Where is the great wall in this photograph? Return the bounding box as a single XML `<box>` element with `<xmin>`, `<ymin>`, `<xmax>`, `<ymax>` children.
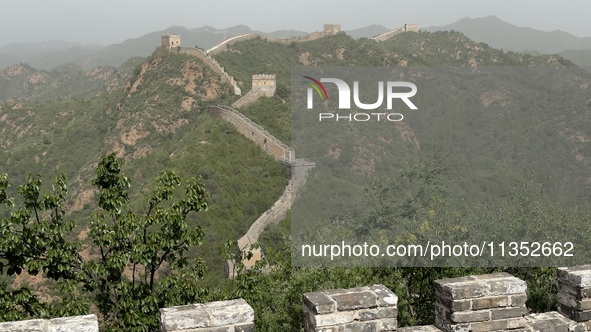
<box><xmin>196</xmin><ymin>23</ymin><xmax>419</xmax><ymax>276</ymax></box>
<box><xmin>165</xmin><ymin>32</ymin><xmax>315</xmax><ymax>276</ymax></box>
<box><xmin>4</xmin><ymin>21</ymin><xmax>591</xmax><ymax>332</ymax></box>
<box><xmin>373</xmin><ymin>23</ymin><xmax>419</xmax><ymax>41</ymax></box>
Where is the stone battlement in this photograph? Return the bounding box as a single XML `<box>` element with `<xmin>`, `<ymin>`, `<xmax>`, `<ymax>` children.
<box><xmin>323</xmin><ymin>23</ymin><xmax>342</xmax><ymax>35</ymax></box>
<box><xmin>231</xmin><ymin>74</ymin><xmax>277</xmax><ymax>108</ymax></box>
<box><xmin>252</xmin><ymin>74</ymin><xmax>276</xmax><ymax>80</ymax></box>
<box><xmin>162</xmin><ymin>35</ymin><xmax>241</xmax><ymax>95</ymax></box>
<box><xmin>251</xmin><ymin>74</ymin><xmax>276</xmax><ymax>96</ymax></box>
<box><xmin>0</xmin><ymin>314</ymin><xmax>99</xmax><ymax>331</ymax></box>
<box><xmin>161</xmin><ymin>33</ymin><xmax>181</xmax><ymax>50</ymax></box>
<box><xmin>404</xmin><ymin>23</ymin><xmax>420</xmax><ymax>32</ymax></box>
<box><xmin>4</xmin><ymin>266</ymin><xmax>591</xmax><ymax>331</ymax></box>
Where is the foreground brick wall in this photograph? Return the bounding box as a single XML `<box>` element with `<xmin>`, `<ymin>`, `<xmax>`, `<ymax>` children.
<box><xmin>433</xmin><ymin>273</ymin><xmax>528</xmax><ymax>332</ymax></box>
<box><xmin>304</xmin><ymin>266</ymin><xmax>591</xmax><ymax>332</ymax></box>
<box><xmin>557</xmin><ymin>266</ymin><xmax>591</xmax><ymax>324</ymax></box>
<box><xmin>0</xmin><ymin>314</ymin><xmax>98</xmax><ymax>331</ymax></box>
<box><xmin>159</xmin><ymin>299</ymin><xmax>254</xmax><ymax>332</ymax></box>
<box><xmin>3</xmin><ymin>268</ymin><xmax>591</xmax><ymax>331</ymax></box>
<box><xmin>303</xmin><ymin>284</ymin><xmax>398</xmax><ymax>331</ymax></box>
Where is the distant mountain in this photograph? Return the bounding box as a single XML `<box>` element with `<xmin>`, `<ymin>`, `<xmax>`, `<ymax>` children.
<box><xmin>345</xmin><ymin>24</ymin><xmax>390</xmax><ymax>39</ymax></box>
<box><xmin>426</xmin><ymin>16</ymin><xmax>591</xmax><ymax>54</ymax></box>
<box><xmin>0</xmin><ymin>25</ymin><xmax>308</xmax><ymax>71</ymax></box>
<box><xmin>0</xmin><ymin>40</ymin><xmax>101</xmax><ymax>70</ymax></box>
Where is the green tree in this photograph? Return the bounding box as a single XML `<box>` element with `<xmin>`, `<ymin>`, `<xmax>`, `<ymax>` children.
<box><xmin>0</xmin><ymin>154</ymin><xmax>210</xmax><ymax>331</ymax></box>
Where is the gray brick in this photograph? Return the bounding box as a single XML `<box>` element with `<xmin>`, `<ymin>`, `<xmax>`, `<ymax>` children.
<box><xmin>438</xmin><ymin>296</ymin><xmax>472</xmax><ymax>312</ymax></box>
<box><xmin>376</xmin><ymin>318</ymin><xmax>398</xmax><ymax>331</ymax></box>
<box><xmin>435</xmin><ymin>281</ymin><xmax>487</xmax><ymax>300</ymax></box>
<box><xmin>557</xmin><ymin>292</ymin><xmax>591</xmax><ymax>311</ymax></box>
<box><xmin>48</xmin><ymin>315</ymin><xmax>99</xmax><ymax>332</ymax></box>
<box><xmin>339</xmin><ymin>321</ymin><xmax>377</xmax><ymax>332</ymax></box>
<box><xmin>316</xmin><ymin>328</ymin><xmax>338</xmax><ymax>332</ymax></box>
<box><xmin>435</xmin><ymin>303</ymin><xmax>451</xmax><ymax>323</ymax></box>
<box><xmin>472</xmin><ymin>296</ymin><xmax>509</xmax><ymax>310</ymax></box>
<box><xmin>557</xmin><ymin>282</ymin><xmax>591</xmax><ymax>300</ymax></box>
<box><xmin>488</xmin><ymin>278</ymin><xmax>527</xmax><ymax>296</ymax></box>
<box><xmin>358</xmin><ymin>307</ymin><xmax>397</xmax><ymax>321</ymax></box>
<box><xmin>434</xmin><ymin>274</ymin><xmax>526</xmax><ymax>301</ymax></box>
<box><xmin>510</xmin><ymin>294</ymin><xmax>528</xmax><ymax>307</ymax></box>
<box><xmin>0</xmin><ymin>319</ymin><xmax>47</xmax><ymax>332</ymax></box>
<box><xmin>490</xmin><ymin>307</ymin><xmax>527</xmax><ymax>320</ymax></box>
<box><xmin>370</xmin><ymin>284</ymin><xmax>399</xmax><ymax>307</ymax></box>
<box><xmin>234</xmin><ymin>322</ymin><xmax>255</xmax><ymax>332</ymax></box>
<box><xmin>449</xmin><ymin>310</ymin><xmax>490</xmax><ymax>323</ymax></box>
<box><xmin>558</xmin><ymin>304</ymin><xmax>591</xmax><ymax>322</ymax></box>
<box><xmin>159</xmin><ymin>299</ymin><xmax>253</xmax><ymax>331</ymax></box>
<box><xmin>325</xmin><ymin>287</ymin><xmax>368</xmax><ymax>296</ymax></box>
<box><xmin>558</xmin><ymin>266</ymin><xmax>591</xmax><ymax>287</ymax></box>
<box><xmin>398</xmin><ymin>325</ymin><xmax>442</xmax><ymax>332</ymax></box>
<box><xmin>313</xmin><ymin>311</ymin><xmax>357</xmax><ymax>328</ymax></box>
<box><xmin>470</xmin><ymin>319</ymin><xmax>508</xmax><ymax>332</ymax></box>
<box><xmin>524</xmin><ymin>312</ymin><xmax>577</xmax><ymax>332</ymax></box>
<box><xmin>506</xmin><ymin>317</ymin><xmax>527</xmax><ymax>329</ymax></box>
<box><xmin>333</xmin><ymin>292</ymin><xmax>377</xmax><ymax>311</ymax></box>
<box><xmin>304</xmin><ymin>292</ymin><xmax>337</xmax><ymax>314</ymax></box>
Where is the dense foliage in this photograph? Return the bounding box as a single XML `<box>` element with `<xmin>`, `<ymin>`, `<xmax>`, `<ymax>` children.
<box><xmin>0</xmin><ymin>30</ymin><xmax>590</xmax><ymax>331</ymax></box>
<box><xmin>0</xmin><ymin>154</ymin><xmax>210</xmax><ymax>331</ymax></box>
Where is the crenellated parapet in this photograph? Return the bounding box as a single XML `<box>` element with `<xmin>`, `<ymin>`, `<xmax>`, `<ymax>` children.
<box><xmin>231</xmin><ymin>74</ymin><xmax>277</xmax><ymax>108</ymax></box>
<box><xmin>0</xmin><ymin>314</ymin><xmax>99</xmax><ymax>331</ymax></box>
<box><xmin>4</xmin><ymin>267</ymin><xmax>591</xmax><ymax>331</ymax></box>
<box><xmin>161</xmin><ymin>33</ymin><xmax>181</xmax><ymax>50</ymax></box>
<box><xmin>159</xmin><ymin>299</ymin><xmax>254</xmax><ymax>332</ymax></box>
<box><xmin>303</xmin><ymin>285</ymin><xmax>398</xmax><ymax>331</ymax></box>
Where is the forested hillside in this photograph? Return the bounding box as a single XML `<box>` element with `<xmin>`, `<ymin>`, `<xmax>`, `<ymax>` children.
<box><xmin>0</xmin><ymin>30</ymin><xmax>590</xmax><ymax>331</ymax></box>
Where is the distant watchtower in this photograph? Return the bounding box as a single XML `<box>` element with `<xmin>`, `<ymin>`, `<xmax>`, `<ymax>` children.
<box><xmin>161</xmin><ymin>34</ymin><xmax>181</xmax><ymax>50</ymax></box>
<box><xmin>403</xmin><ymin>23</ymin><xmax>419</xmax><ymax>32</ymax></box>
<box><xmin>323</xmin><ymin>24</ymin><xmax>342</xmax><ymax>35</ymax></box>
<box><xmin>252</xmin><ymin>74</ymin><xmax>276</xmax><ymax>97</ymax></box>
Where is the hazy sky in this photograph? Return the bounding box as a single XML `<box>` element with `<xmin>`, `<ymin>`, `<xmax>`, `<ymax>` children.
<box><xmin>2</xmin><ymin>0</ymin><xmax>591</xmax><ymax>47</ymax></box>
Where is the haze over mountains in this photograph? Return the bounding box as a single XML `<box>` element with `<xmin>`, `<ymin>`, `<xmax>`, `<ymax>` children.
<box><xmin>426</xmin><ymin>16</ymin><xmax>591</xmax><ymax>69</ymax></box>
<box><xmin>2</xmin><ymin>13</ymin><xmax>591</xmax><ymax>328</ymax></box>
<box><xmin>426</xmin><ymin>16</ymin><xmax>591</xmax><ymax>53</ymax></box>
<box><xmin>0</xmin><ymin>25</ymin><xmax>309</xmax><ymax>71</ymax></box>
<box><xmin>2</xmin><ymin>17</ymin><xmax>591</xmax><ymax>72</ymax></box>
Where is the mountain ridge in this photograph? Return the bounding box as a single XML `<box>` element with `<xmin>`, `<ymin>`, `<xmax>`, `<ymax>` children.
<box><xmin>0</xmin><ymin>24</ymin><xmax>308</xmax><ymax>71</ymax></box>
<box><xmin>426</xmin><ymin>15</ymin><xmax>591</xmax><ymax>53</ymax></box>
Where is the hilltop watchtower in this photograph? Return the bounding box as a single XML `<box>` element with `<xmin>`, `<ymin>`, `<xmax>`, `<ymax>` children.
<box><xmin>161</xmin><ymin>33</ymin><xmax>181</xmax><ymax>50</ymax></box>
<box><xmin>403</xmin><ymin>23</ymin><xmax>419</xmax><ymax>32</ymax></box>
<box><xmin>252</xmin><ymin>74</ymin><xmax>276</xmax><ymax>97</ymax></box>
<box><xmin>323</xmin><ymin>24</ymin><xmax>342</xmax><ymax>35</ymax></box>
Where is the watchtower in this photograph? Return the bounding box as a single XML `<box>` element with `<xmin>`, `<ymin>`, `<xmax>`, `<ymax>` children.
<box><xmin>323</xmin><ymin>24</ymin><xmax>342</xmax><ymax>35</ymax></box>
<box><xmin>252</xmin><ymin>74</ymin><xmax>276</xmax><ymax>97</ymax></box>
<box><xmin>403</xmin><ymin>23</ymin><xmax>419</xmax><ymax>32</ymax></box>
<box><xmin>161</xmin><ymin>34</ymin><xmax>181</xmax><ymax>50</ymax></box>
